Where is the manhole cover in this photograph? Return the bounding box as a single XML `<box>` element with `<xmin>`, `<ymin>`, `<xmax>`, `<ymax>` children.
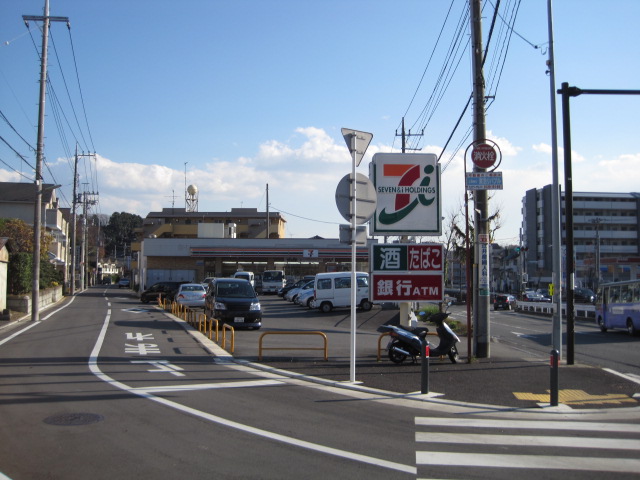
<box><xmin>44</xmin><ymin>413</ymin><xmax>104</xmax><ymax>426</ymax></box>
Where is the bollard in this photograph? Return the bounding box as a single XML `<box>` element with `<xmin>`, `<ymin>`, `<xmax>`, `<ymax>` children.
<box><xmin>421</xmin><ymin>340</ymin><xmax>430</xmax><ymax>394</ymax></box>
<box><xmin>550</xmin><ymin>349</ymin><xmax>559</xmax><ymax>406</ymax></box>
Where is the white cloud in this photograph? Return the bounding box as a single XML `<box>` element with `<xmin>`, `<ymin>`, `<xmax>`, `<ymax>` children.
<box><xmin>54</xmin><ymin>128</ymin><xmax>639</xmax><ymax>242</ymax></box>
<box><xmin>532</xmin><ymin>142</ymin><xmax>586</xmax><ymax>163</ymax></box>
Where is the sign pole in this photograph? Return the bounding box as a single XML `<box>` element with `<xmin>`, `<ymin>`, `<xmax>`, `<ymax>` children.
<box><xmin>340</xmin><ymin>128</ymin><xmax>372</xmax><ymax>384</ymax></box>
<box><xmin>349</xmin><ymin>134</ymin><xmax>357</xmax><ymax>383</ymax></box>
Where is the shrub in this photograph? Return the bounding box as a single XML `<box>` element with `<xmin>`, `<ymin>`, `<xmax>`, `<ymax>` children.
<box><xmin>8</xmin><ymin>252</ymin><xmax>32</xmax><ymax>294</ymax></box>
<box><xmin>8</xmin><ymin>252</ymin><xmax>64</xmax><ymax>293</ymax></box>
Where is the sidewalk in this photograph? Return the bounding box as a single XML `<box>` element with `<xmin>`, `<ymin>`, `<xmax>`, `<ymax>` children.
<box><xmin>257</xmin><ymin>340</ymin><xmax>640</xmax><ymax>410</ymax></box>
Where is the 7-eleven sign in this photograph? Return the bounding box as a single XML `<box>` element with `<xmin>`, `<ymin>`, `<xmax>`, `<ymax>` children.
<box><xmin>371</xmin><ymin>153</ymin><xmax>441</xmax><ymax>235</ymax></box>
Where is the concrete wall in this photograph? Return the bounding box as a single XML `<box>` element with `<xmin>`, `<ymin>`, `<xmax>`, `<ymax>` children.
<box><xmin>6</xmin><ymin>286</ymin><xmax>64</xmax><ymax>315</ymax></box>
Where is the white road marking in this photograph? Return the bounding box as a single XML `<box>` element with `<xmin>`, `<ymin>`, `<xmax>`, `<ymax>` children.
<box><xmin>416</xmin><ymin>452</ymin><xmax>640</xmax><ymax>473</ymax></box>
<box><xmin>130</xmin><ymin>360</ymin><xmax>185</xmax><ymax>376</ymax></box>
<box><xmin>416</xmin><ymin>417</ymin><xmax>640</xmax><ymax>474</ymax></box>
<box><xmin>416</xmin><ymin>432</ymin><xmax>640</xmax><ymax>450</ymax></box>
<box><xmin>0</xmin><ymin>295</ymin><xmax>77</xmax><ymax>343</ymax></box>
<box><xmin>130</xmin><ymin>379</ymin><xmax>285</xmax><ymax>393</ymax></box>
<box><xmin>90</xmin><ymin>308</ymin><xmax>416</xmax><ymax>475</ymax></box>
<box><xmin>603</xmin><ymin>368</ymin><xmax>640</xmax><ymax>386</ymax></box>
<box><xmin>415</xmin><ymin>417</ymin><xmax>640</xmax><ymax>433</ymax></box>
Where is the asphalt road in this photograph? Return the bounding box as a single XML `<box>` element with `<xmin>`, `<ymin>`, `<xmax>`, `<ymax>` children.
<box><xmin>1</xmin><ymin>287</ymin><xmax>639</xmax><ymax>480</ymax></box>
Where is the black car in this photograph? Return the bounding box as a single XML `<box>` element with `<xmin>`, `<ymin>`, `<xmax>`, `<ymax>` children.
<box><xmin>205</xmin><ymin>278</ymin><xmax>262</xmax><ymax>329</ymax></box>
<box><xmin>574</xmin><ymin>287</ymin><xmax>596</xmax><ymax>304</ymax></box>
<box><xmin>140</xmin><ymin>281</ymin><xmax>184</xmax><ymax>304</ymax></box>
<box><xmin>493</xmin><ymin>294</ymin><xmax>516</xmax><ymax>310</ymax></box>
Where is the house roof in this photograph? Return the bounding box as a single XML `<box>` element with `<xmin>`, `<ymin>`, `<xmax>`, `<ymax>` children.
<box><xmin>0</xmin><ymin>237</ymin><xmax>13</xmax><ymax>252</ymax></box>
<box><xmin>0</xmin><ymin>182</ymin><xmax>57</xmax><ymax>204</ymax></box>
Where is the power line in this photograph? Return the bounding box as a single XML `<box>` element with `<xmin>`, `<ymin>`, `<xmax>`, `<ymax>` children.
<box><xmin>67</xmin><ymin>25</ymin><xmax>95</xmax><ymax>152</ymax></box>
<box><xmin>270</xmin><ymin>205</ymin><xmax>341</xmax><ymax>225</ymax></box>
<box><xmin>0</xmin><ymin>134</ymin><xmax>34</xmax><ymax>170</ymax></box>
<box><xmin>0</xmin><ymin>155</ymin><xmax>34</xmax><ymax>181</ymax></box>
<box><xmin>0</xmin><ymin>109</ymin><xmax>36</xmax><ymax>152</ymax></box>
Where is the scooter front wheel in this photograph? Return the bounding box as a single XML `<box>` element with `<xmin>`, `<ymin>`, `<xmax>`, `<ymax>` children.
<box><xmin>448</xmin><ymin>345</ymin><xmax>459</xmax><ymax>364</ymax></box>
<box><xmin>388</xmin><ymin>341</ymin><xmax>407</xmax><ymax>364</ymax></box>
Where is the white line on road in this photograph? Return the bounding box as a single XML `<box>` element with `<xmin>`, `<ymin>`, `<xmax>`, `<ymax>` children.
<box><xmin>90</xmin><ymin>305</ymin><xmax>416</xmax><ymax>475</ymax></box>
<box><xmin>415</xmin><ymin>417</ymin><xmax>640</xmax><ymax>433</ymax></box>
<box><xmin>129</xmin><ymin>379</ymin><xmax>285</xmax><ymax>393</ymax></box>
<box><xmin>0</xmin><ymin>295</ymin><xmax>77</xmax><ymax>345</ymax></box>
<box><xmin>603</xmin><ymin>368</ymin><xmax>640</xmax><ymax>386</ymax></box>
<box><xmin>416</xmin><ymin>452</ymin><xmax>640</xmax><ymax>473</ymax></box>
<box><xmin>416</xmin><ymin>432</ymin><xmax>640</xmax><ymax>450</ymax></box>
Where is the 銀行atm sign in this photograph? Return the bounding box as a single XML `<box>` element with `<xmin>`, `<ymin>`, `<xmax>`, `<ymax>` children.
<box><xmin>370</xmin><ymin>243</ymin><xmax>444</xmax><ymax>302</ymax></box>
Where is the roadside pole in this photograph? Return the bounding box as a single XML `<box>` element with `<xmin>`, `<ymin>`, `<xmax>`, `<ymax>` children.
<box><xmin>339</xmin><ymin>129</ymin><xmax>373</xmax><ymax>384</ymax></box>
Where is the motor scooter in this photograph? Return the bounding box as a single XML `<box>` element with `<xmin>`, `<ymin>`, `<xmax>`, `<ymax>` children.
<box><xmin>377</xmin><ymin>309</ymin><xmax>460</xmax><ymax>364</ymax></box>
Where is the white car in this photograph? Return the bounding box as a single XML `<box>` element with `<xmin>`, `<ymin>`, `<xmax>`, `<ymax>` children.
<box><xmin>284</xmin><ymin>281</ymin><xmax>314</xmax><ymax>302</ymax></box>
<box><xmin>175</xmin><ymin>283</ymin><xmax>207</xmax><ymax>308</ymax></box>
<box><xmin>295</xmin><ymin>288</ymin><xmax>315</xmax><ymax>308</ymax></box>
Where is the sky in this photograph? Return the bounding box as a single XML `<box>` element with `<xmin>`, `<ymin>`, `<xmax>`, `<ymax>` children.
<box><xmin>1</xmin><ymin>0</ymin><xmax>639</xmax><ymax>245</ymax></box>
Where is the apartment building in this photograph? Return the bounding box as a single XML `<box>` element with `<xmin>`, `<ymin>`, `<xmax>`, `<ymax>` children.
<box><xmin>522</xmin><ymin>185</ymin><xmax>640</xmax><ymax>290</ymax></box>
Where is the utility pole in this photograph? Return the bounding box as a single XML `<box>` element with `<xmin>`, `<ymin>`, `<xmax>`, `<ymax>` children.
<box><xmin>24</xmin><ymin>1</ymin><xmax>69</xmax><ymax>321</ymax></box>
<box><xmin>470</xmin><ymin>0</ymin><xmax>490</xmax><ymax>357</ymax></box>
<box><xmin>70</xmin><ymin>150</ymin><xmax>94</xmax><ymax>294</ymax></box>
<box><xmin>70</xmin><ymin>146</ymin><xmax>79</xmax><ymax>295</ymax></box>
<box><xmin>265</xmin><ymin>183</ymin><xmax>270</xmax><ymax>239</ymax></box>
<box><xmin>395</xmin><ymin>117</ymin><xmax>424</xmax><ymax>153</ymax></box>
<box><xmin>80</xmin><ymin>190</ymin><xmax>98</xmax><ymax>289</ymax></box>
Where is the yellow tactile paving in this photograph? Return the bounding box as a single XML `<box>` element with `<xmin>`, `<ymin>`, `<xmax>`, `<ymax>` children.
<box><xmin>513</xmin><ymin>389</ymin><xmax>637</xmax><ymax>405</ymax></box>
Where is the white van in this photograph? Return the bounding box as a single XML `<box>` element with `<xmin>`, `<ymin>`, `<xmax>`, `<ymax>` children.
<box><xmin>313</xmin><ymin>272</ymin><xmax>372</xmax><ymax>313</ymax></box>
<box><xmin>233</xmin><ymin>271</ymin><xmax>255</xmax><ymax>287</ymax></box>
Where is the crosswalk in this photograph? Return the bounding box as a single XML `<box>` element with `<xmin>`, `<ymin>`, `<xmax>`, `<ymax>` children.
<box><xmin>415</xmin><ymin>417</ymin><xmax>640</xmax><ymax>479</ymax></box>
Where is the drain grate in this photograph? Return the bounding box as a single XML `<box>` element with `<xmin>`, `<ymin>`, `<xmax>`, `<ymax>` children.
<box><xmin>44</xmin><ymin>413</ymin><xmax>104</xmax><ymax>426</ymax></box>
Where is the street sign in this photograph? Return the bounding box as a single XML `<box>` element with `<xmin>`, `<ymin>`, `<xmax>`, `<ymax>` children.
<box><xmin>471</xmin><ymin>143</ymin><xmax>497</xmax><ymax>169</ymax></box>
<box><xmin>466</xmin><ymin>172</ymin><xmax>503</xmax><ymax>190</ymax></box>
<box><xmin>341</xmin><ymin>128</ymin><xmax>373</xmax><ymax>166</ymax></box>
<box><xmin>335</xmin><ymin>173</ymin><xmax>377</xmax><ymax>224</ymax></box>
<box><xmin>371</xmin><ymin>153</ymin><xmax>441</xmax><ymax>235</ymax></box>
<box><xmin>370</xmin><ymin>243</ymin><xmax>444</xmax><ymax>302</ymax></box>
<box><xmin>371</xmin><ymin>273</ymin><xmax>443</xmax><ymax>302</ymax></box>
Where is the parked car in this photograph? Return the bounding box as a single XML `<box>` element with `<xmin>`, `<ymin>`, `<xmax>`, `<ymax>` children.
<box><xmin>278</xmin><ymin>278</ymin><xmax>308</xmax><ymax>298</ymax></box>
<box><xmin>233</xmin><ymin>271</ymin><xmax>255</xmax><ymax>287</ymax></box>
<box><xmin>175</xmin><ymin>283</ymin><xmax>207</xmax><ymax>308</ymax></box>
<box><xmin>205</xmin><ymin>278</ymin><xmax>262</xmax><ymax>329</ymax></box>
<box><xmin>295</xmin><ymin>288</ymin><xmax>315</xmax><ymax>308</ymax></box>
<box><xmin>202</xmin><ymin>277</ymin><xmax>217</xmax><ymax>289</ymax></box>
<box><xmin>313</xmin><ymin>272</ymin><xmax>372</xmax><ymax>313</ymax></box>
<box><xmin>140</xmin><ymin>281</ymin><xmax>184</xmax><ymax>304</ymax></box>
<box><xmin>118</xmin><ymin>278</ymin><xmax>130</xmax><ymax>289</ymax></box>
<box><xmin>493</xmin><ymin>294</ymin><xmax>516</xmax><ymax>311</ymax></box>
<box><xmin>285</xmin><ymin>281</ymin><xmax>314</xmax><ymax>303</ymax></box>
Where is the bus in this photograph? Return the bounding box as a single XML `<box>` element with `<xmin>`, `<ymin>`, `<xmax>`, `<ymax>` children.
<box><xmin>596</xmin><ymin>279</ymin><xmax>640</xmax><ymax>336</ymax></box>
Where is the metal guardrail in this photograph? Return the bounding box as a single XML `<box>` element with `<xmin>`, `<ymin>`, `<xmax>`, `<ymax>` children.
<box><xmin>258</xmin><ymin>331</ymin><xmax>328</xmax><ymax>361</ymax></box>
<box><xmin>516</xmin><ymin>301</ymin><xmax>595</xmax><ymax>319</ymax></box>
<box><xmin>221</xmin><ymin>323</ymin><xmax>234</xmax><ymax>353</ymax></box>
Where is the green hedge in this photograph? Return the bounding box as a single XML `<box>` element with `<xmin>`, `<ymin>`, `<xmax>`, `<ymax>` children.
<box><xmin>8</xmin><ymin>252</ymin><xmax>64</xmax><ymax>294</ymax></box>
